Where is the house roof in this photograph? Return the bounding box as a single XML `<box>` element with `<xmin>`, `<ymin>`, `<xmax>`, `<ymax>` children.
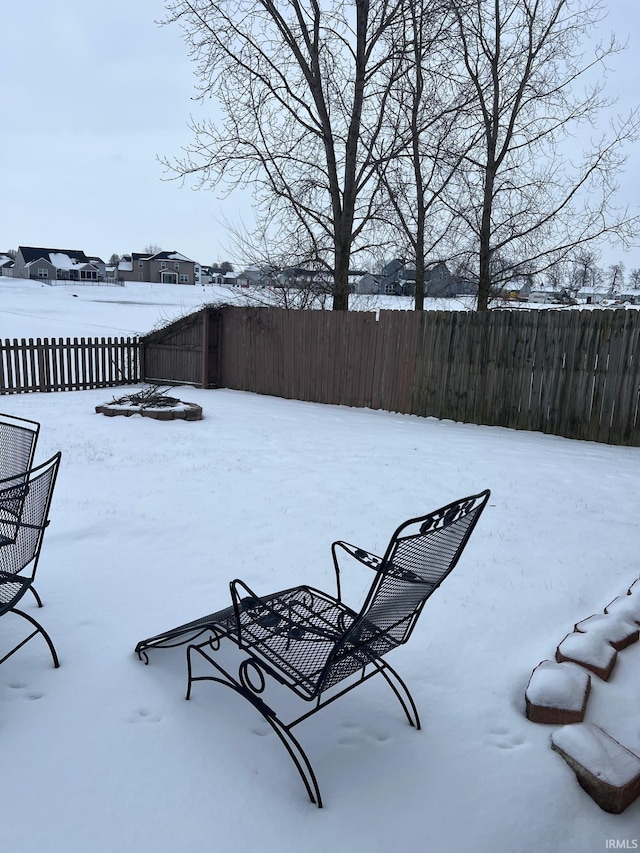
<box><xmin>49</xmin><ymin>252</ymin><xmax>94</xmax><ymax>271</ymax></box>
<box><xmin>18</xmin><ymin>246</ymin><xmax>104</xmax><ymax>266</ymax></box>
<box><xmin>280</xmin><ymin>267</ymin><xmax>318</xmax><ymax>279</ymax></box>
<box><xmin>382</xmin><ymin>259</ymin><xmax>404</xmax><ymax>276</ymax></box>
<box><xmin>131</xmin><ymin>251</ymin><xmax>195</xmax><ymax>263</ymax></box>
<box><xmin>24</xmin><ymin>257</ymin><xmax>53</xmax><ymax>268</ymax></box>
<box><xmin>20</xmin><ymin>246</ymin><xmax>88</xmax><ymax>264</ymax></box>
<box><xmin>163</xmin><ymin>251</ymin><xmax>194</xmax><ymax>262</ymax></box>
<box><xmin>241</xmin><ymin>268</ymin><xmax>266</xmax><ymax>282</ymax></box>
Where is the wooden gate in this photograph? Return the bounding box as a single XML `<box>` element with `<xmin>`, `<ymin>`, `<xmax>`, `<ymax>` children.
<box><xmin>140</xmin><ymin>307</ymin><xmax>221</xmax><ymax>387</ymax></box>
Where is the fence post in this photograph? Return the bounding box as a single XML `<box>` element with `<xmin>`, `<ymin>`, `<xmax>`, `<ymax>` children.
<box><xmin>36</xmin><ymin>338</ymin><xmax>47</xmax><ymax>392</ymax></box>
<box><xmin>138</xmin><ymin>339</ymin><xmax>145</xmax><ymax>384</ymax></box>
<box><xmin>200</xmin><ymin>308</ymin><xmax>209</xmax><ymax>388</ymax></box>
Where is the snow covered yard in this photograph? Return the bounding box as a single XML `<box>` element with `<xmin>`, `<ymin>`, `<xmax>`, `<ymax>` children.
<box><xmin>1</xmin><ymin>279</ymin><xmax>639</xmax><ymax>852</ymax></box>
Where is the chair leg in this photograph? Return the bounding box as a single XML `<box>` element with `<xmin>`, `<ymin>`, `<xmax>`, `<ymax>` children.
<box><xmin>186</xmin><ymin>642</ymin><xmax>323</xmax><ymax>807</ymax></box>
<box><xmin>28</xmin><ymin>585</ymin><xmax>43</xmax><ymax>608</ymax></box>
<box><xmin>375</xmin><ymin>660</ymin><xmax>422</xmax><ymax>730</ymax></box>
<box><xmin>0</xmin><ymin>608</ymin><xmax>60</xmax><ymax>668</ymax></box>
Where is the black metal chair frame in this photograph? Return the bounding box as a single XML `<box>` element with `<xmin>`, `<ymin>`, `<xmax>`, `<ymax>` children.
<box><xmin>0</xmin><ymin>413</ymin><xmax>40</xmax><ymax>550</ymax></box>
<box><xmin>136</xmin><ymin>489</ymin><xmax>490</xmax><ymax>807</ymax></box>
<box><xmin>0</xmin><ymin>412</ymin><xmax>40</xmax><ymax>482</ymax></box>
<box><xmin>0</xmin><ymin>452</ymin><xmax>62</xmax><ymax>669</ymax></box>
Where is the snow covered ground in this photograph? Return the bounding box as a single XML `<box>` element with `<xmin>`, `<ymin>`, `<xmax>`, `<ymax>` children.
<box><xmin>1</xmin><ymin>279</ymin><xmax>639</xmax><ymax>852</ymax></box>
<box><xmin>0</xmin><ymin>276</ymin><xmax>474</xmax><ymax>341</ymax></box>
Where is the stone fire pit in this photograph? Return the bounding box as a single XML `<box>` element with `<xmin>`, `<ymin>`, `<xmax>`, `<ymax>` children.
<box><xmin>95</xmin><ymin>386</ymin><xmax>203</xmax><ymax>421</ymax></box>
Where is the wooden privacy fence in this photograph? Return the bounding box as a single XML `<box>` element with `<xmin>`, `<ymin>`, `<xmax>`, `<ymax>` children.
<box><xmin>0</xmin><ymin>337</ymin><xmax>140</xmax><ymax>393</ymax></box>
<box><xmin>5</xmin><ymin>308</ymin><xmax>639</xmax><ymax>446</ymax></box>
<box><xmin>141</xmin><ymin>305</ymin><xmax>640</xmax><ymax>446</ymax></box>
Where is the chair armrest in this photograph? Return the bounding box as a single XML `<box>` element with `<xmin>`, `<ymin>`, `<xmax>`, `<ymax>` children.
<box><xmin>229</xmin><ymin>578</ymin><xmax>264</xmax><ymax>645</ymax></box>
<box><xmin>331</xmin><ymin>540</ymin><xmax>384</xmax><ymax>601</ymax></box>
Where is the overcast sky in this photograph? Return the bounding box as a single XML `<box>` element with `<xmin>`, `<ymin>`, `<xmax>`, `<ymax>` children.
<box><xmin>1</xmin><ymin>0</ymin><xmax>639</xmax><ymax>272</ymax></box>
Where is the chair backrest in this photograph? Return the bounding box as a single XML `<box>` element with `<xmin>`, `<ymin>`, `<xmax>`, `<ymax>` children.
<box><xmin>0</xmin><ymin>413</ymin><xmax>40</xmax><ymax>485</ymax></box>
<box><xmin>320</xmin><ymin>489</ymin><xmax>490</xmax><ymax>692</ymax></box>
<box><xmin>0</xmin><ymin>452</ymin><xmax>61</xmax><ymax>580</ymax></box>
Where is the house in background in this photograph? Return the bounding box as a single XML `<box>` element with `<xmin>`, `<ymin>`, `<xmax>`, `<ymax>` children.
<box><xmin>276</xmin><ymin>267</ymin><xmax>320</xmax><ymax>290</ymax></box>
<box><xmin>0</xmin><ymin>254</ymin><xmax>14</xmax><ymax>276</ymax></box>
<box><xmin>235</xmin><ymin>267</ymin><xmax>275</xmax><ymax>287</ymax></box>
<box><xmin>349</xmin><ymin>270</ymin><xmax>377</xmax><ymax>295</ymax></box>
<box><xmin>425</xmin><ymin>262</ymin><xmax>457</xmax><ymax>297</ymax></box>
<box><xmin>380</xmin><ymin>259</ymin><xmax>454</xmax><ymax>297</ymax></box>
<box><xmin>380</xmin><ymin>259</ymin><xmax>407</xmax><ymax>295</ymax></box>
<box><xmin>200</xmin><ymin>265</ymin><xmax>238</xmax><ymax>286</ymax></box>
<box><xmin>12</xmin><ymin>247</ymin><xmax>106</xmax><ymax>282</ymax></box>
<box><xmin>452</xmin><ymin>275</ymin><xmax>478</xmax><ymax>297</ymax></box>
<box><xmin>117</xmin><ymin>251</ymin><xmax>197</xmax><ymax>284</ymax></box>
<box><xmin>199</xmin><ymin>265</ymin><xmax>219</xmax><ymax>285</ymax></box>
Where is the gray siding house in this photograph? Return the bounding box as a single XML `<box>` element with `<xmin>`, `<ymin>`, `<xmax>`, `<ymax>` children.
<box><xmin>349</xmin><ymin>271</ymin><xmax>378</xmax><ymax>294</ymax></box>
<box><xmin>13</xmin><ymin>246</ymin><xmax>105</xmax><ymax>282</ymax></box>
<box><xmin>117</xmin><ymin>251</ymin><xmax>197</xmax><ymax>284</ymax></box>
<box><xmin>380</xmin><ymin>260</ymin><xmax>417</xmax><ymax>296</ymax></box>
<box><xmin>0</xmin><ymin>254</ymin><xmax>14</xmax><ymax>276</ymax></box>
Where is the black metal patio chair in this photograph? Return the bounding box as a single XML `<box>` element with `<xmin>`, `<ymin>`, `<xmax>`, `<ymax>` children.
<box><xmin>0</xmin><ymin>453</ymin><xmax>62</xmax><ymax>668</ymax></box>
<box><xmin>135</xmin><ymin>488</ymin><xmax>490</xmax><ymax>807</ymax></box>
<box><xmin>0</xmin><ymin>412</ymin><xmax>40</xmax><ymax>484</ymax></box>
<box><xmin>0</xmin><ymin>413</ymin><xmax>41</xmax><ymax>547</ymax></box>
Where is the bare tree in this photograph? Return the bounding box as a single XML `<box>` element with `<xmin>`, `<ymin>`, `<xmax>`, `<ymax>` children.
<box><xmin>447</xmin><ymin>0</ymin><xmax>639</xmax><ymax>310</ymax></box>
<box><xmin>161</xmin><ymin>0</ymin><xmax>405</xmax><ymax>310</ymax></box>
<box><xmin>108</xmin><ymin>253</ymin><xmax>121</xmax><ymax>266</ymax></box>
<box><xmin>212</xmin><ymin>261</ymin><xmax>234</xmax><ymax>273</ymax></box>
<box><xmin>144</xmin><ymin>244</ymin><xmax>162</xmax><ymax>256</ymax></box>
<box><xmin>374</xmin><ymin>0</ymin><xmax>481</xmax><ymax>310</ymax></box>
<box><xmin>571</xmin><ymin>249</ymin><xmax>601</xmax><ymax>293</ymax></box>
<box><xmin>606</xmin><ymin>262</ymin><xmax>625</xmax><ymax>295</ymax></box>
<box><xmin>545</xmin><ymin>259</ymin><xmax>568</xmax><ymax>293</ymax></box>
<box><xmin>220</xmin><ymin>220</ymin><xmax>332</xmax><ymax>309</ymax></box>
<box><xmin>629</xmin><ymin>268</ymin><xmax>640</xmax><ymax>288</ymax></box>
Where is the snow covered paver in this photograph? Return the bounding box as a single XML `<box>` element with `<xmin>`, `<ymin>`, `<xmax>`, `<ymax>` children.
<box><xmin>574</xmin><ymin>613</ymin><xmax>639</xmax><ymax>650</ymax></box>
<box><xmin>556</xmin><ymin>631</ymin><xmax>618</xmax><ymax>680</ymax></box>
<box><xmin>551</xmin><ymin>724</ymin><xmax>640</xmax><ymax>813</ymax></box>
<box><xmin>525</xmin><ymin>660</ymin><xmax>591</xmax><ymax>724</ymax></box>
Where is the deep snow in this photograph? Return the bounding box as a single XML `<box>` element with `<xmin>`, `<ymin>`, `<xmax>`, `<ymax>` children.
<box><xmin>1</xmin><ymin>278</ymin><xmax>639</xmax><ymax>853</ymax></box>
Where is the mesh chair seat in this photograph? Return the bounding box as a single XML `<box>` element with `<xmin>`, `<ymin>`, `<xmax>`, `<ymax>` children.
<box><xmin>231</xmin><ymin>586</ymin><xmax>358</xmax><ymax>697</ymax></box>
<box><xmin>0</xmin><ymin>573</ymin><xmax>30</xmax><ymax>609</ymax></box>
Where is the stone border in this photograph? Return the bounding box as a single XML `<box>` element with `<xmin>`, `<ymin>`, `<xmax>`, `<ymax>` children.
<box><xmin>525</xmin><ymin>578</ymin><xmax>640</xmax><ymax>812</ymax></box>
<box><xmin>95</xmin><ymin>402</ymin><xmax>203</xmax><ymax>421</ymax></box>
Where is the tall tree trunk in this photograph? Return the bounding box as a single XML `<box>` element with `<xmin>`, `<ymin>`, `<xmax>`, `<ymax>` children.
<box><xmin>333</xmin><ymin>232</ymin><xmax>352</xmax><ymax>311</ymax></box>
<box><xmin>414</xmin><ymin>252</ymin><xmax>425</xmax><ymax>311</ymax></box>
<box><xmin>477</xmin><ymin>160</ymin><xmax>497</xmax><ymax>312</ymax></box>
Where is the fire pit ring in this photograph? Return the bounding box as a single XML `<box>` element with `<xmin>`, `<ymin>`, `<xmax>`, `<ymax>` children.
<box><xmin>95</xmin><ymin>386</ymin><xmax>203</xmax><ymax>421</ymax></box>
